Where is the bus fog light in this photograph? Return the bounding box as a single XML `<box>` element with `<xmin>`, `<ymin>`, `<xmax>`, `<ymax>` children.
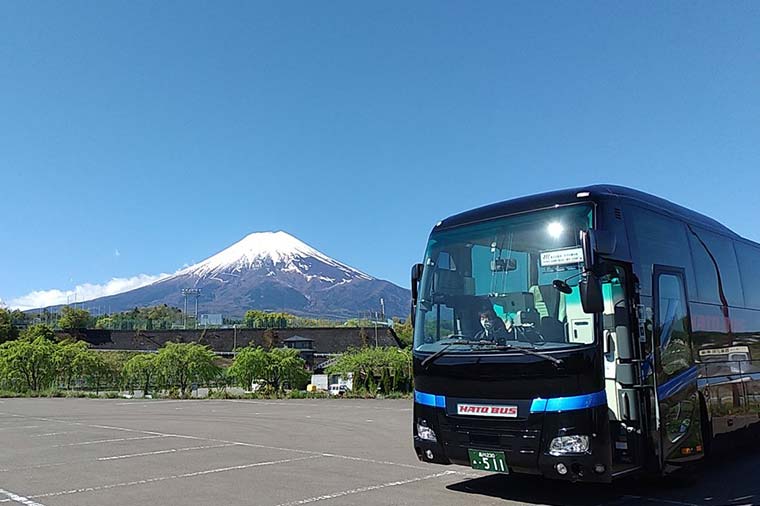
<box><xmin>417</xmin><ymin>420</ymin><xmax>437</xmax><ymax>442</ymax></box>
<box><xmin>549</xmin><ymin>435</ymin><xmax>590</xmax><ymax>455</ymax></box>
<box><xmin>555</xmin><ymin>463</ymin><xmax>568</xmax><ymax>475</ymax></box>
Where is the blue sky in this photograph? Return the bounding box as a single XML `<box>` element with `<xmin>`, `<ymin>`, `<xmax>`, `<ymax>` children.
<box><xmin>1</xmin><ymin>1</ymin><xmax>759</xmax><ymax>309</ymax></box>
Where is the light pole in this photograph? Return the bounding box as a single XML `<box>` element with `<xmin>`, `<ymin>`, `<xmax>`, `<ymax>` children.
<box><xmin>233</xmin><ymin>324</ymin><xmax>238</xmax><ymax>355</ymax></box>
<box><xmin>181</xmin><ymin>288</ymin><xmax>201</xmax><ymax>329</ymax></box>
<box><xmin>374</xmin><ymin>310</ymin><xmax>378</xmax><ymax>347</ymax></box>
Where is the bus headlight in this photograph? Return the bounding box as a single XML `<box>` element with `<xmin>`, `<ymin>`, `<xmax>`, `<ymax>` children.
<box><xmin>416</xmin><ymin>419</ymin><xmax>437</xmax><ymax>442</ymax></box>
<box><xmin>549</xmin><ymin>435</ymin><xmax>590</xmax><ymax>455</ymax></box>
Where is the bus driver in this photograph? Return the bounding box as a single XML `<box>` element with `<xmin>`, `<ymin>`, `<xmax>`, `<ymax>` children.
<box><xmin>474</xmin><ymin>307</ymin><xmax>512</xmax><ymax>343</ymax></box>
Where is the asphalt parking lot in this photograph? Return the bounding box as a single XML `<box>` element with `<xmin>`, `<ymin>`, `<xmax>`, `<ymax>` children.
<box><xmin>0</xmin><ymin>398</ymin><xmax>757</xmax><ymax>506</ymax></box>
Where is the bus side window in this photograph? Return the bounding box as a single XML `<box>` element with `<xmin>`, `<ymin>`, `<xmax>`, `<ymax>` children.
<box><xmin>735</xmin><ymin>241</ymin><xmax>760</xmax><ymax>309</ymax></box>
<box><xmin>688</xmin><ymin>227</ymin><xmax>744</xmax><ymax>307</ymax></box>
<box><xmin>656</xmin><ymin>273</ymin><xmax>692</xmax><ymax>378</ymax></box>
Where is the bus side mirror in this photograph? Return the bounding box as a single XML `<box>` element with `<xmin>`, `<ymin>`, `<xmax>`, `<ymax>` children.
<box><xmin>580</xmin><ymin>230</ymin><xmax>595</xmax><ymax>271</ymax></box>
<box><xmin>410</xmin><ymin>263</ymin><xmax>424</xmax><ymax>327</ymax></box>
<box><xmin>579</xmin><ymin>229</ymin><xmax>606</xmax><ymax>313</ymax></box>
<box><xmin>580</xmin><ymin>272</ymin><xmax>604</xmax><ymax>313</ymax></box>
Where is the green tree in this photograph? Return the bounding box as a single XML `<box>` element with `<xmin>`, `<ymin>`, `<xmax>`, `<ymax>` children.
<box><xmin>244</xmin><ymin>310</ymin><xmax>289</xmax><ymax>329</ymax></box>
<box><xmin>95</xmin><ymin>316</ymin><xmax>115</xmax><ymax>329</ymax></box>
<box><xmin>58</xmin><ymin>306</ymin><xmax>93</xmax><ymax>330</ymax></box>
<box><xmin>123</xmin><ymin>354</ymin><xmax>158</xmax><ymax>396</ymax></box>
<box><xmin>392</xmin><ymin>316</ymin><xmax>413</xmax><ymax>348</ymax></box>
<box><xmin>155</xmin><ymin>342</ymin><xmax>220</xmax><ymax>397</ymax></box>
<box><xmin>327</xmin><ymin>347</ymin><xmax>412</xmax><ymax>395</ymax></box>
<box><xmin>22</xmin><ymin>324</ymin><xmax>56</xmax><ymax>342</ymax></box>
<box><xmin>0</xmin><ymin>333</ymin><xmax>58</xmax><ymax>392</ymax></box>
<box><xmin>53</xmin><ymin>339</ymin><xmax>90</xmax><ymax>389</ymax></box>
<box><xmin>264</xmin><ymin>347</ymin><xmax>309</xmax><ymax>392</ymax></box>
<box><xmin>227</xmin><ymin>346</ymin><xmax>268</xmax><ymax>390</ymax></box>
<box><xmin>82</xmin><ymin>352</ymin><xmax>122</xmax><ymax>394</ymax></box>
<box><xmin>0</xmin><ymin>308</ymin><xmax>20</xmax><ymax>344</ymax></box>
<box><xmin>227</xmin><ymin>346</ymin><xmax>307</xmax><ymax>393</ymax></box>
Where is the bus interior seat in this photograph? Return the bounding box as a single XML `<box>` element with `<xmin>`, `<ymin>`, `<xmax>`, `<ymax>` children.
<box><xmin>514</xmin><ymin>307</ymin><xmax>540</xmax><ymax>327</ymax></box>
<box><xmin>530</xmin><ymin>285</ymin><xmax>567</xmax><ymax>342</ymax></box>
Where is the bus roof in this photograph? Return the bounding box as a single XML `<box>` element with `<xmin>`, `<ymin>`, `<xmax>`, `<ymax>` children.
<box><xmin>436</xmin><ymin>184</ymin><xmax>739</xmax><ymax>239</ymax></box>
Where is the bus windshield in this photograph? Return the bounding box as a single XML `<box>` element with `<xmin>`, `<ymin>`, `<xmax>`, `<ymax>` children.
<box><xmin>414</xmin><ymin>204</ymin><xmax>595</xmax><ymax>354</ymax></box>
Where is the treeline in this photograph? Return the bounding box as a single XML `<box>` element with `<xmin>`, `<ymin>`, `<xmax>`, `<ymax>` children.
<box><xmin>0</xmin><ymin>324</ymin><xmax>413</xmax><ymax>398</ymax></box>
<box><xmin>0</xmin><ymin>324</ymin><xmax>126</xmax><ymax>394</ymax></box>
<box><xmin>4</xmin><ymin>306</ymin><xmax>411</xmax><ymax>340</ymax></box>
<box><xmin>0</xmin><ymin>327</ymin><xmax>307</xmax><ymax>397</ymax></box>
<box><xmin>95</xmin><ymin>305</ymin><xmax>182</xmax><ymax>330</ymax></box>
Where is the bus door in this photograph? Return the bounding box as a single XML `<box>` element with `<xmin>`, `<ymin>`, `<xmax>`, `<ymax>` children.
<box><xmin>652</xmin><ymin>266</ymin><xmax>703</xmax><ymax>467</ymax></box>
<box><xmin>601</xmin><ymin>264</ymin><xmax>645</xmax><ymax>471</ymax></box>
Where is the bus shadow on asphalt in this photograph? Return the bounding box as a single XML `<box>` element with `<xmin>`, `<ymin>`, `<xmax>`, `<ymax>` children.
<box><xmin>445</xmin><ymin>442</ymin><xmax>759</xmax><ymax>505</ymax></box>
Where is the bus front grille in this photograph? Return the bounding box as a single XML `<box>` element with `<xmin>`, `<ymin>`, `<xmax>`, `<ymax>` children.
<box><xmin>438</xmin><ymin>419</ymin><xmax>541</xmax><ymax>456</ymax></box>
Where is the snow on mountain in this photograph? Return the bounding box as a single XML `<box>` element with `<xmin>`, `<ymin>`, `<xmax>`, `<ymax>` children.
<box><xmin>181</xmin><ymin>231</ymin><xmax>372</xmax><ymax>284</ymax></box>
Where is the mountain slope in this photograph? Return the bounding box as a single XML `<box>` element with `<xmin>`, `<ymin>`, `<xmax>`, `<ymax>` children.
<box><xmin>43</xmin><ymin>231</ymin><xmax>410</xmax><ymax>319</ymax></box>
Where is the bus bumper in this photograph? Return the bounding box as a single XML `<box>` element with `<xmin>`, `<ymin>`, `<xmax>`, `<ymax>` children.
<box><xmin>413</xmin><ymin>400</ymin><xmax>614</xmax><ymax>483</ymax></box>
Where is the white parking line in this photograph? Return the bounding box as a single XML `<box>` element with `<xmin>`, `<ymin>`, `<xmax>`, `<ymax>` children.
<box><xmin>19</xmin><ymin>455</ymin><xmax>322</xmax><ymax>501</ymax></box>
<box><xmin>114</xmin><ymin>400</ymin><xmax>189</xmax><ymax>406</ymax></box>
<box><xmin>51</xmin><ymin>435</ymin><xmax>168</xmax><ymax>448</ymax></box>
<box><xmin>273</xmin><ymin>470</ymin><xmax>457</xmax><ymax>506</ymax></box>
<box><xmin>29</xmin><ymin>432</ymin><xmax>74</xmax><ymax>438</ymax></box>
<box><xmin>0</xmin><ymin>408</ymin><xmax>479</xmax><ymax>505</ymax></box>
<box><xmin>0</xmin><ymin>461</ymin><xmax>70</xmax><ymax>474</ymax></box>
<box><xmin>1</xmin><ymin>412</ymin><xmax>452</xmax><ymax>474</ymax></box>
<box><xmin>0</xmin><ymin>444</ymin><xmax>238</xmax><ymax>473</ymax></box>
<box><xmin>98</xmin><ymin>443</ymin><xmax>238</xmax><ymax>461</ymax></box>
<box><xmin>0</xmin><ymin>425</ymin><xmax>41</xmax><ymax>431</ymax></box>
<box><xmin>0</xmin><ymin>488</ymin><xmax>47</xmax><ymax>506</ymax></box>
<box><xmin>222</xmin><ymin>399</ymin><xmax>412</xmax><ymax>412</ymax></box>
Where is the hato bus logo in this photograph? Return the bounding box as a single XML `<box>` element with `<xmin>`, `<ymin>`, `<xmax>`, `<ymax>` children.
<box><xmin>457</xmin><ymin>403</ymin><xmax>518</xmax><ymax>418</ymax></box>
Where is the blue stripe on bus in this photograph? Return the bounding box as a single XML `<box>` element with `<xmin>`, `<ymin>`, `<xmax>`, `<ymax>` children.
<box><xmin>414</xmin><ymin>390</ymin><xmax>446</xmax><ymax>408</ymax></box>
<box><xmin>414</xmin><ymin>389</ymin><xmax>607</xmax><ymax>413</ymax></box>
<box><xmin>530</xmin><ymin>390</ymin><xmax>607</xmax><ymax>413</ymax></box>
<box><xmin>657</xmin><ymin>366</ymin><xmax>698</xmax><ymax>400</ymax></box>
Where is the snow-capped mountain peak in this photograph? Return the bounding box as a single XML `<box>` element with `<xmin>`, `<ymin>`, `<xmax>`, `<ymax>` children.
<box><xmin>25</xmin><ymin>230</ymin><xmax>409</xmax><ymax>318</ymax></box>
<box><xmin>180</xmin><ymin>231</ymin><xmax>373</xmax><ymax>282</ymax></box>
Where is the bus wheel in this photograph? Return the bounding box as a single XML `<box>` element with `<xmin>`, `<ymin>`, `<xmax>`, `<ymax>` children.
<box><xmin>699</xmin><ymin>395</ymin><xmax>713</xmax><ymax>457</ymax></box>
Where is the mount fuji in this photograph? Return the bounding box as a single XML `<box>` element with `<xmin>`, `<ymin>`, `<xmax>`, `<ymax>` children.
<box><xmin>42</xmin><ymin>232</ymin><xmax>411</xmax><ymax>319</ymax></box>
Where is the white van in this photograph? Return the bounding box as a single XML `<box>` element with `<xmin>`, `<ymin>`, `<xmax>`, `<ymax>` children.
<box><xmin>328</xmin><ymin>384</ymin><xmax>348</xmax><ymax>396</ymax></box>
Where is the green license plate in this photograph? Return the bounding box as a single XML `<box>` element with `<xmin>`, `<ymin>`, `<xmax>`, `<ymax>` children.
<box><xmin>468</xmin><ymin>449</ymin><xmax>509</xmax><ymax>473</ymax></box>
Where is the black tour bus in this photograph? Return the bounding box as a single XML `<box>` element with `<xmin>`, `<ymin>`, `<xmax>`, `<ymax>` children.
<box><xmin>411</xmin><ymin>185</ymin><xmax>759</xmax><ymax>482</ymax></box>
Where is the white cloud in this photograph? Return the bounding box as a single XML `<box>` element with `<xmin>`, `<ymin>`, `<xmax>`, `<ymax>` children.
<box><xmin>7</xmin><ymin>273</ymin><xmax>172</xmax><ymax>311</ymax></box>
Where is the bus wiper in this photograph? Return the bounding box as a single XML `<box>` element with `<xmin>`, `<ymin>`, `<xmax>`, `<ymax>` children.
<box><xmin>473</xmin><ymin>342</ymin><xmax>564</xmax><ymax>367</ymax></box>
<box><xmin>420</xmin><ymin>340</ymin><xmax>470</xmax><ymax>369</ymax></box>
